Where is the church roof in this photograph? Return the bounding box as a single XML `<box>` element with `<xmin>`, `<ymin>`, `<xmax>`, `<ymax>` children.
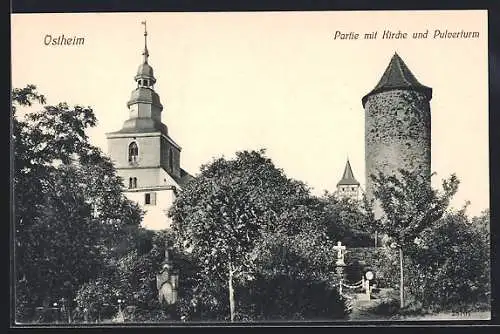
<box><xmin>135</xmin><ymin>62</ymin><xmax>155</xmax><ymax>81</ymax></box>
<box><xmin>337</xmin><ymin>160</ymin><xmax>360</xmax><ymax>186</ymax></box>
<box><xmin>362</xmin><ymin>52</ymin><xmax>432</xmax><ymax>107</ymax></box>
<box><xmin>127</xmin><ymin>87</ymin><xmax>163</xmax><ymax>108</ymax></box>
<box><xmin>108</xmin><ymin>118</ymin><xmax>168</xmax><ymax>135</ymax></box>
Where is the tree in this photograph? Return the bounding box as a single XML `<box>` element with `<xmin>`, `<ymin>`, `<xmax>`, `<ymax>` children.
<box><xmin>238</xmin><ymin>230</ymin><xmax>347</xmax><ymax>320</ymax></box>
<box><xmin>12</xmin><ymin>85</ymin><xmax>143</xmax><ymax>321</ymax></box>
<box><xmin>169</xmin><ymin>150</ymin><xmax>332</xmax><ymax>321</ymax></box>
<box><xmin>321</xmin><ymin>193</ymin><xmax>375</xmax><ymax>247</ymax></box>
<box><xmin>370</xmin><ymin>169</ymin><xmax>459</xmax><ymax>308</ymax></box>
<box><xmin>404</xmin><ymin>208</ymin><xmax>490</xmax><ymax>311</ymax></box>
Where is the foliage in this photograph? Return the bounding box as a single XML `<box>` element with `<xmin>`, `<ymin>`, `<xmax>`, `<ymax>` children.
<box><xmin>370</xmin><ymin>169</ymin><xmax>460</xmax><ymax>308</ymax></box>
<box><xmin>237</xmin><ymin>231</ymin><xmax>348</xmax><ymax>320</ymax></box>
<box><xmin>404</xmin><ymin>209</ymin><xmax>490</xmax><ymax>312</ymax></box>
<box><xmin>371</xmin><ymin>169</ymin><xmax>459</xmax><ymax>248</ymax></box>
<box><xmin>74</xmin><ymin>278</ymin><xmax>119</xmax><ymax>321</ymax></box>
<box><xmin>322</xmin><ymin>193</ymin><xmax>375</xmax><ymax>247</ymax></box>
<box><xmin>237</xmin><ymin>274</ymin><xmax>346</xmax><ymax>321</ymax></box>
<box><xmin>170</xmin><ymin>150</ymin><xmax>347</xmax><ymax>321</ymax></box>
<box><xmin>71</xmin><ymin>228</ymin><xmax>186</xmax><ymax>321</ymax></box>
<box><xmin>370</xmin><ymin>298</ymin><xmax>400</xmax><ymax>316</ymax></box>
<box><xmin>13</xmin><ymin>85</ymin><xmax>143</xmax><ymax>321</ymax></box>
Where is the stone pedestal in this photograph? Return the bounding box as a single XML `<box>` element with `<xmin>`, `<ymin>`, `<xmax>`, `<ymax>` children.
<box><xmin>335</xmin><ymin>264</ymin><xmax>346</xmax><ymax>281</ymax></box>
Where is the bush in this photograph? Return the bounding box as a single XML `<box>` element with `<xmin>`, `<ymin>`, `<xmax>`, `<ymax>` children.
<box><xmin>371</xmin><ymin>210</ymin><xmax>490</xmax><ymax>313</ymax></box>
<box><xmin>124</xmin><ymin>307</ymin><xmax>178</xmax><ymax>322</ymax></box>
<box><xmin>370</xmin><ymin>298</ymin><xmax>400</xmax><ymax>316</ymax></box>
<box><xmin>74</xmin><ymin>278</ymin><xmax>119</xmax><ymax>322</ymax></box>
<box><xmin>237</xmin><ymin>274</ymin><xmax>348</xmax><ymax>321</ymax></box>
<box><xmin>404</xmin><ymin>210</ymin><xmax>490</xmax><ymax>312</ymax></box>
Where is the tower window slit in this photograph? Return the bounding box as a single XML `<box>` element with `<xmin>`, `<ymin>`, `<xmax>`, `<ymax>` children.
<box><xmin>169</xmin><ymin>148</ymin><xmax>174</xmax><ymax>171</ymax></box>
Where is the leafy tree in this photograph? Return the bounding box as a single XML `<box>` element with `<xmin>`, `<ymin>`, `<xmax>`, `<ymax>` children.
<box><xmin>322</xmin><ymin>193</ymin><xmax>375</xmax><ymax>247</ymax></box>
<box><xmin>170</xmin><ymin>151</ymin><xmax>334</xmax><ymax>321</ymax></box>
<box><xmin>170</xmin><ymin>150</ymin><xmax>347</xmax><ymax>321</ymax></box>
<box><xmin>12</xmin><ymin>85</ymin><xmax>143</xmax><ymax>321</ymax></box>
<box><xmin>404</xmin><ymin>208</ymin><xmax>490</xmax><ymax>312</ymax></box>
<box><xmin>74</xmin><ymin>278</ymin><xmax>119</xmax><ymax>322</ymax></box>
<box><xmin>72</xmin><ymin>229</ymin><xmax>181</xmax><ymax>322</ymax></box>
<box><xmin>370</xmin><ymin>169</ymin><xmax>459</xmax><ymax>308</ymax></box>
<box><xmin>238</xmin><ymin>230</ymin><xmax>347</xmax><ymax>320</ymax></box>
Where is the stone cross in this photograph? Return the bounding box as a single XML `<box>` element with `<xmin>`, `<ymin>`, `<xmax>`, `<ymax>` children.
<box><xmin>333</xmin><ymin>241</ymin><xmax>346</xmax><ymax>266</ymax></box>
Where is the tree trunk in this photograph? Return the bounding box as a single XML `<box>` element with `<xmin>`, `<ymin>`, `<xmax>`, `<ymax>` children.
<box><xmin>228</xmin><ymin>264</ymin><xmax>235</xmax><ymax>322</ymax></box>
<box><xmin>399</xmin><ymin>247</ymin><xmax>404</xmax><ymax>309</ymax></box>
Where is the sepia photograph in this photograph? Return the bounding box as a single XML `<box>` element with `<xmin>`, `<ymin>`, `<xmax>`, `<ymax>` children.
<box><xmin>11</xmin><ymin>10</ymin><xmax>490</xmax><ymax>324</ymax></box>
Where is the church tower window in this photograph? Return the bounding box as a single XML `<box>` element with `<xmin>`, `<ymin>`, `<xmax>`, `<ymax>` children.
<box><xmin>129</xmin><ymin>142</ymin><xmax>139</xmax><ymax>163</ymax></box>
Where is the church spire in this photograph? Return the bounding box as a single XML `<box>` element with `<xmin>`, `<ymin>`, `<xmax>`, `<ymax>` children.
<box><xmin>141</xmin><ymin>20</ymin><xmax>149</xmax><ymax>64</ymax></box>
<box><xmin>337</xmin><ymin>159</ymin><xmax>360</xmax><ymax>186</ymax></box>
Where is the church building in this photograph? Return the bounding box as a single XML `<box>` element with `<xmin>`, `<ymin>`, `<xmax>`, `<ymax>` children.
<box><xmin>106</xmin><ymin>23</ymin><xmax>192</xmax><ymax>230</ymax></box>
<box><xmin>336</xmin><ymin>159</ymin><xmax>360</xmax><ymax>200</ymax></box>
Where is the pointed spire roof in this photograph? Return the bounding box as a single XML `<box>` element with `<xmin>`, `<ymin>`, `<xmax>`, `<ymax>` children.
<box><xmin>337</xmin><ymin>159</ymin><xmax>360</xmax><ymax>186</ymax></box>
<box><xmin>362</xmin><ymin>52</ymin><xmax>432</xmax><ymax>107</ymax></box>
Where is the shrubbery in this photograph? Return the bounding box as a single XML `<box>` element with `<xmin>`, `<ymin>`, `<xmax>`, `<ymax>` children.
<box><xmin>374</xmin><ymin>209</ymin><xmax>490</xmax><ymax>313</ymax></box>
<box><xmin>404</xmin><ymin>209</ymin><xmax>490</xmax><ymax>312</ymax></box>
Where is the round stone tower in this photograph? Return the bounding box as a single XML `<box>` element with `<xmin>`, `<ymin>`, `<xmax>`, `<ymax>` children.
<box><xmin>362</xmin><ymin>53</ymin><xmax>432</xmax><ymax>218</ymax></box>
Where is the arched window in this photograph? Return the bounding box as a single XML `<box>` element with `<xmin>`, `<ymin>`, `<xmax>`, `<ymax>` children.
<box><xmin>169</xmin><ymin>148</ymin><xmax>174</xmax><ymax>171</ymax></box>
<box><xmin>133</xmin><ymin>177</ymin><xmax>137</xmax><ymax>188</ymax></box>
<box><xmin>128</xmin><ymin>142</ymin><xmax>139</xmax><ymax>164</ymax></box>
<box><xmin>129</xmin><ymin>177</ymin><xmax>133</xmax><ymax>189</ymax></box>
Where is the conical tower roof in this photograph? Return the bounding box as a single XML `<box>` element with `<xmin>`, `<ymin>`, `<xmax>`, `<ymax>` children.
<box><xmin>362</xmin><ymin>52</ymin><xmax>432</xmax><ymax>107</ymax></box>
<box><xmin>337</xmin><ymin>160</ymin><xmax>360</xmax><ymax>186</ymax></box>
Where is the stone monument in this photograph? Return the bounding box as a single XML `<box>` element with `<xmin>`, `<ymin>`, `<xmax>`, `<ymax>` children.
<box><xmin>156</xmin><ymin>247</ymin><xmax>179</xmax><ymax>306</ymax></box>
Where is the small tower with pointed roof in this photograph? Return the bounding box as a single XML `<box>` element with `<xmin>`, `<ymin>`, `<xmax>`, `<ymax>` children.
<box><xmin>336</xmin><ymin>159</ymin><xmax>360</xmax><ymax>200</ymax></box>
<box><xmin>106</xmin><ymin>21</ymin><xmax>193</xmax><ymax>230</ymax></box>
<box><xmin>363</xmin><ymin>52</ymin><xmax>432</xmax><ymax>218</ymax></box>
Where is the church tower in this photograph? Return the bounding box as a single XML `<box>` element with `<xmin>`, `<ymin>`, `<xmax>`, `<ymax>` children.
<box><xmin>362</xmin><ymin>53</ymin><xmax>432</xmax><ymax>218</ymax></box>
<box><xmin>336</xmin><ymin>159</ymin><xmax>360</xmax><ymax>200</ymax></box>
<box><xmin>106</xmin><ymin>22</ymin><xmax>192</xmax><ymax>230</ymax></box>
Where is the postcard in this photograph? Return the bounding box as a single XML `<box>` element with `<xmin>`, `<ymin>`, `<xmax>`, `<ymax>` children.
<box><xmin>11</xmin><ymin>10</ymin><xmax>489</xmax><ymax>324</ymax></box>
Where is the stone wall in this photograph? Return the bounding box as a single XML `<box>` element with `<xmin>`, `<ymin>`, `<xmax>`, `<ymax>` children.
<box><xmin>364</xmin><ymin>89</ymin><xmax>431</xmax><ymax>217</ymax></box>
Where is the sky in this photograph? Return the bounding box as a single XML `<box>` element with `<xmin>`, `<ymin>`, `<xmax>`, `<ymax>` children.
<box><xmin>11</xmin><ymin>10</ymin><xmax>489</xmax><ymax>216</ymax></box>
